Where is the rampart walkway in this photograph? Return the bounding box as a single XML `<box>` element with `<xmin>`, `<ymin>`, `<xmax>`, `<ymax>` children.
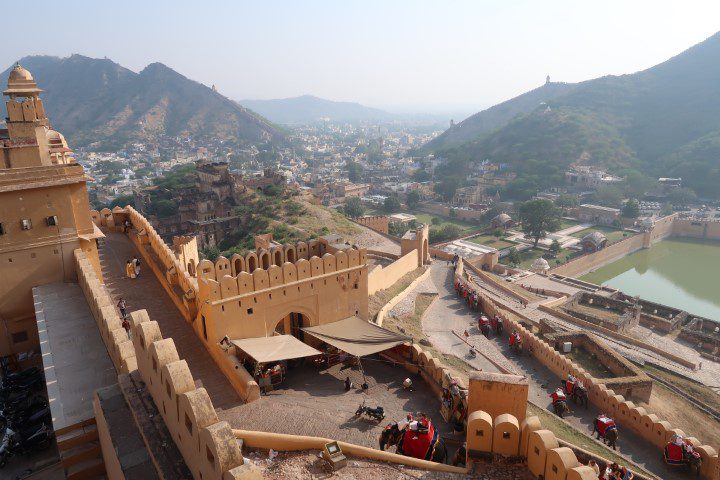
<box><xmin>98</xmin><ymin>232</ymin><xmax>240</xmax><ymax>411</ymax></box>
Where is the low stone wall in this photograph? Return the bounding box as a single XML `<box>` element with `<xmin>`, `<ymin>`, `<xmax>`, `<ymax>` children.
<box><xmin>129</xmin><ymin>309</ymin><xmax>255</xmax><ymax>480</ymax></box>
<box><xmin>673</xmin><ymin>218</ymin><xmax>720</xmax><ymax>240</ymax></box>
<box><xmin>454</xmin><ymin>264</ymin><xmax>718</xmax><ymax>477</ymax></box>
<box><xmin>375</xmin><ymin>267</ymin><xmax>432</xmax><ymax>326</ymax></box>
<box><xmin>74</xmin><ymin>249</ymin><xmax>136</xmax><ymax>374</ymax></box>
<box><xmin>464</xmin><ymin>261</ymin><xmax>529</xmax><ymax>304</ymax></box>
<box><xmin>367</xmin><ymin>249</ymin><xmax>419</xmax><ymax>295</ymax></box>
<box><xmin>549</xmin><ymin>232</ymin><xmax>645</xmax><ymax>277</ymax></box>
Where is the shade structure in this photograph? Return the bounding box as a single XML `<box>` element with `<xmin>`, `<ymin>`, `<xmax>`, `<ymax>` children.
<box><xmin>231</xmin><ymin>335</ymin><xmax>322</xmax><ymax>363</ymax></box>
<box><xmin>302</xmin><ymin>316</ymin><xmax>411</xmax><ymax>357</ymax></box>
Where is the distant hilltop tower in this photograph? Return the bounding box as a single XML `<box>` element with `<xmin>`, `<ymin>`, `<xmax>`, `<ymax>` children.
<box><xmin>450</xmin><ymin>119</ymin><xmax>455</xmax><ymax>127</ymax></box>
<box><xmin>546</xmin><ymin>75</ymin><xmax>551</xmax><ymax>85</ymax></box>
<box><xmin>211</xmin><ymin>84</ymin><xmax>217</xmax><ymax>92</ymax></box>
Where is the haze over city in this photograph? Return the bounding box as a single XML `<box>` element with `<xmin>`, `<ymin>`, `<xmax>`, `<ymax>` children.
<box><xmin>1</xmin><ymin>2</ymin><xmax>720</xmax><ymax>478</ymax></box>
<box><xmin>2</xmin><ymin>0</ymin><xmax>720</xmax><ymax>115</ymax></box>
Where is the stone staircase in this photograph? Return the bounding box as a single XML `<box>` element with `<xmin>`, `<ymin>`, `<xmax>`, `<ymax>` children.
<box><xmin>56</xmin><ymin>419</ymin><xmax>105</xmax><ymax>480</ymax></box>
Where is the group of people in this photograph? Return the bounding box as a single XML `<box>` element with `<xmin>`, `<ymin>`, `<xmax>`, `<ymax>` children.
<box><xmin>397</xmin><ymin>412</ymin><xmax>430</xmax><ymax>434</ymax></box>
<box><xmin>116</xmin><ymin>297</ymin><xmax>131</xmax><ymax>338</ymax></box>
<box><xmin>125</xmin><ymin>256</ymin><xmax>141</xmax><ymax>279</ymax></box>
<box><xmin>586</xmin><ymin>459</ymin><xmax>634</xmax><ymax>479</ymax></box>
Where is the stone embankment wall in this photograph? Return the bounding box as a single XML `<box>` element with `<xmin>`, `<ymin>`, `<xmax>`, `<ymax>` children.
<box><xmin>673</xmin><ymin>218</ymin><xmax>720</xmax><ymax>240</ymax></box>
<box><xmin>74</xmin><ymin>249</ymin><xmax>137</xmax><ymax>374</ymax></box>
<box><xmin>549</xmin><ymin>232</ymin><xmax>645</xmax><ymax>277</ymax></box>
<box><xmin>128</xmin><ymin>309</ymin><xmax>254</xmax><ymax>480</ymax></box>
<box><xmin>455</xmin><ymin>262</ymin><xmax>719</xmax><ymax>479</ymax></box>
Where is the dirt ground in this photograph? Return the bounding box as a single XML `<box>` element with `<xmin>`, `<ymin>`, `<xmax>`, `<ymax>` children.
<box><xmin>246</xmin><ymin>450</ymin><xmax>465</xmax><ymax>479</ymax></box>
<box><xmin>639</xmin><ymin>383</ymin><xmax>720</xmax><ymax>447</ymax></box>
<box><xmin>368</xmin><ymin>268</ymin><xmax>425</xmax><ymax>319</ymax></box>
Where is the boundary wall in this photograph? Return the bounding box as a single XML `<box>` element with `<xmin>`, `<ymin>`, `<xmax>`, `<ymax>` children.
<box><xmin>374</xmin><ymin>267</ymin><xmax>433</xmax><ymax>326</ymax></box>
<box><xmin>128</xmin><ymin>309</ymin><xmax>255</xmax><ymax>480</ymax></box>
<box><xmin>368</xmin><ymin>249</ymin><xmax>419</xmax><ymax>295</ymax></box>
<box><xmin>454</xmin><ymin>261</ymin><xmax>719</xmax><ymax>479</ymax></box>
<box><xmin>74</xmin><ymin>249</ymin><xmax>137</xmax><ymax>374</ymax></box>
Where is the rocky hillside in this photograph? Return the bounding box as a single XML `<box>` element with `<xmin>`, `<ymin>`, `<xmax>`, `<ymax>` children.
<box><xmin>0</xmin><ymin>55</ymin><xmax>283</xmax><ymax>149</ymax></box>
<box><xmin>430</xmin><ymin>31</ymin><xmax>720</xmax><ymax>198</ymax></box>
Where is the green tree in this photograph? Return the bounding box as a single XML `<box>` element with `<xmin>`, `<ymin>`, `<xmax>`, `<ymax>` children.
<box><xmin>506</xmin><ymin>247</ymin><xmax>521</xmax><ymax>266</ymax></box>
<box><xmin>154</xmin><ymin>199</ymin><xmax>177</xmax><ymax>218</ymax></box>
<box><xmin>343</xmin><ymin>197</ymin><xmax>364</xmax><ymax>218</ymax></box>
<box><xmin>412</xmin><ymin>169</ymin><xmax>431</xmax><ymax>182</ymax></box>
<box><xmin>431</xmin><ymin>217</ymin><xmax>441</xmax><ymax>226</ymax></box>
<box><xmin>383</xmin><ymin>195</ymin><xmax>401</xmax><ymax>213</ymax></box>
<box><xmin>109</xmin><ymin>194</ymin><xmax>135</xmax><ymax>209</ymax></box>
<box><xmin>406</xmin><ymin>190</ymin><xmax>421</xmax><ymax>209</ymax></box>
<box><xmin>493</xmin><ymin>228</ymin><xmax>503</xmax><ymax>238</ymax></box>
<box><xmin>346</xmin><ymin>160</ymin><xmax>363</xmax><ymax>183</ymax></box>
<box><xmin>429</xmin><ymin>224</ymin><xmax>462</xmax><ymax>243</ymax></box>
<box><xmin>622</xmin><ymin>198</ymin><xmax>640</xmax><ymax>218</ymax></box>
<box><xmin>661</xmin><ymin>203</ymin><xmax>674</xmax><ymax>216</ymax></box>
<box><xmin>593</xmin><ymin>185</ymin><xmax>623</xmax><ymax>208</ymax></box>
<box><xmin>555</xmin><ymin>194</ymin><xmax>578</xmax><ymax>213</ymax></box>
<box><xmin>434</xmin><ymin>177</ymin><xmax>460</xmax><ymax>202</ymax></box>
<box><xmin>517</xmin><ymin>199</ymin><xmax>561</xmax><ymax>247</ymax></box>
<box><xmin>667</xmin><ymin>187</ymin><xmax>697</xmax><ymax>206</ymax></box>
<box><xmin>549</xmin><ymin>239</ymin><xmax>561</xmax><ymax>256</ymax></box>
<box><xmin>203</xmin><ymin>246</ymin><xmax>221</xmax><ymax>262</ymax></box>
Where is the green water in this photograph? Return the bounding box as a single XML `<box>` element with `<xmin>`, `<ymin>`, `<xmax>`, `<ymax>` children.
<box><xmin>580</xmin><ymin>238</ymin><xmax>720</xmax><ymax>321</ymax></box>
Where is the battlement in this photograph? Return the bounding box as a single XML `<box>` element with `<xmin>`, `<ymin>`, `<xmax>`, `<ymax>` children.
<box><xmin>354</xmin><ymin>215</ymin><xmax>389</xmax><ymax>234</ymax></box>
<box><xmin>197</xmin><ymin>239</ymin><xmax>367</xmax><ymax>286</ymax></box>
<box><xmin>197</xmin><ymin>246</ymin><xmax>367</xmax><ymax>303</ymax></box>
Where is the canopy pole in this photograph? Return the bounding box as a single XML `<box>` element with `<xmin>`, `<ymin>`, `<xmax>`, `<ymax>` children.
<box><xmin>357</xmin><ymin>356</ymin><xmax>368</xmax><ymax>389</ymax></box>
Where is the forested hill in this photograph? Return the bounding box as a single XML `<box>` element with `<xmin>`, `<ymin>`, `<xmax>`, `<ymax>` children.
<box><xmin>0</xmin><ymin>55</ymin><xmax>283</xmax><ymax>150</ymax></box>
<box><xmin>430</xmin><ymin>31</ymin><xmax>720</xmax><ymax>198</ymax></box>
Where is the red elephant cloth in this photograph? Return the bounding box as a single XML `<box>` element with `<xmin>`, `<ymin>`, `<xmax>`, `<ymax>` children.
<box><xmin>550</xmin><ymin>390</ymin><xmax>567</xmax><ymax>403</ymax></box>
<box><xmin>595</xmin><ymin>415</ymin><xmax>616</xmax><ymax>436</ymax></box>
<box><xmin>479</xmin><ymin>316</ymin><xmax>490</xmax><ymax>327</ymax></box>
<box><xmin>664</xmin><ymin>443</ymin><xmax>684</xmax><ymax>464</ymax></box>
<box><xmin>565</xmin><ymin>380</ymin><xmax>576</xmax><ymax>394</ymax></box>
<box><xmin>400</xmin><ymin>420</ymin><xmax>436</xmax><ymax>460</ymax></box>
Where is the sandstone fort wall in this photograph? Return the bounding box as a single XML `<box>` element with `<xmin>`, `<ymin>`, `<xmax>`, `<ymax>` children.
<box><xmin>367</xmin><ymin>249</ymin><xmax>419</xmax><ymax>295</ymax></box>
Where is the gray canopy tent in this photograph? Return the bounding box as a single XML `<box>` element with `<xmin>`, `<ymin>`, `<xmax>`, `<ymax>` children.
<box><xmin>301</xmin><ymin>316</ymin><xmax>411</xmax><ymax>356</ymax></box>
<box><xmin>231</xmin><ymin>335</ymin><xmax>322</xmax><ymax>363</ymax></box>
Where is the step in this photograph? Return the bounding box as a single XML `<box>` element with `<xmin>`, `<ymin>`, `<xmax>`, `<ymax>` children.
<box><xmin>65</xmin><ymin>457</ymin><xmax>105</xmax><ymax>480</ymax></box>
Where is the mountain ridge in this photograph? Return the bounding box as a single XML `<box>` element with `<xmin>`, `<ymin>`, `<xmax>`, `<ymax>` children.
<box><xmin>430</xmin><ymin>31</ymin><xmax>720</xmax><ymax>198</ymax></box>
<box><xmin>0</xmin><ymin>54</ymin><xmax>283</xmax><ymax>149</ymax></box>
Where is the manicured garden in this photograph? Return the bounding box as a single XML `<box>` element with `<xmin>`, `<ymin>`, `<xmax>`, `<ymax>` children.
<box><xmin>570</xmin><ymin>225</ymin><xmax>630</xmax><ymax>244</ymax></box>
<box><xmin>467</xmin><ymin>233</ymin><xmax>516</xmax><ymax>250</ymax></box>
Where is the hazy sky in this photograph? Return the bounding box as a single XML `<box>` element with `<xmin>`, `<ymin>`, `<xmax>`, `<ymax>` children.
<box><xmin>3</xmin><ymin>1</ymin><xmax>719</xmax><ymax>115</ymax></box>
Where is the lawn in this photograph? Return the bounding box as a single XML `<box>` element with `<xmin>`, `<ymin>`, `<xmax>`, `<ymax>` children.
<box><xmin>467</xmin><ymin>233</ymin><xmax>516</xmax><ymax>251</ymax></box>
<box><xmin>570</xmin><ymin>225</ymin><xmax>630</xmax><ymax>244</ymax></box>
<box><xmin>500</xmin><ymin>248</ymin><xmax>548</xmax><ymax>270</ymax></box>
<box><xmin>556</xmin><ymin>218</ymin><xmax>581</xmax><ymax>231</ymax></box>
<box><xmin>410</xmin><ymin>212</ymin><xmax>479</xmax><ymax>235</ymax></box>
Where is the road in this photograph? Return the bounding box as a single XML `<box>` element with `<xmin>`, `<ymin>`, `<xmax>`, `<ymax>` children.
<box><xmin>423</xmin><ymin>263</ymin><xmax>680</xmax><ymax>479</ymax></box>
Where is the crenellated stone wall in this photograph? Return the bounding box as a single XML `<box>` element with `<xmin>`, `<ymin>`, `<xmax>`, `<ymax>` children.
<box><xmin>74</xmin><ymin>248</ymin><xmax>137</xmax><ymax>374</ymax></box>
<box><xmin>354</xmin><ymin>215</ymin><xmax>390</xmax><ymax>234</ymax></box>
<box><xmin>128</xmin><ymin>309</ymin><xmax>257</xmax><ymax>480</ymax></box>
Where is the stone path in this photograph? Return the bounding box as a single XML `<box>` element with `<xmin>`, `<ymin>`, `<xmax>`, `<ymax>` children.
<box><xmin>351</xmin><ymin>224</ymin><xmax>401</xmax><ymax>255</ymax></box>
<box><xmin>389</xmin><ymin>273</ymin><xmax>438</xmax><ymax>318</ymax></box>
<box><xmin>98</xmin><ymin>232</ymin><xmax>241</xmax><ymax>411</ymax></box>
<box><xmin>422</xmin><ymin>264</ymin><xmax>677</xmax><ymax>479</ymax></box>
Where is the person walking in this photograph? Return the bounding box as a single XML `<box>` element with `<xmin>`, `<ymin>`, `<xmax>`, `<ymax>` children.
<box><xmin>117</xmin><ymin>298</ymin><xmax>127</xmax><ymax>319</ymax></box>
<box><xmin>132</xmin><ymin>256</ymin><xmax>141</xmax><ymax>277</ymax></box>
<box><xmin>125</xmin><ymin>260</ymin><xmax>136</xmax><ymax>279</ymax></box>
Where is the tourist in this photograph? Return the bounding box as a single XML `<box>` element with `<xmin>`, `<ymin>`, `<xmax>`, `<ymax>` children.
<box><xmin>117</xmin><ymin>298</ymin><xmax>127</xmax><ymax>319</ymax></box>
<box><xmin>125</xmin><ymin>260</ymin><xmax>136</xmax><ymax>279</ymax></box>
<box><xmin>620</xmin><ymin>466</ymin><xmax>634</xmax><ymax>480</ymax></box>
<box><xmin>587</xmin><ymin>459</ymin><xmax>600</xmax><ymax>477</ymax></box>
<box><xmin>132</xmin><ymin>256</ymin><xmax>141</xmax><ymax>277</ymax></box>
<box><xmin>122</xmin><ymin>316</ymin><xmax>131</xmax><ymax>339</ymax></box>
<box><xmin>344</xmin><ymin>376</ymin><xmax>353</xmax><ymax>391</ymax></box>
<box><xmin>601</xmin><ymin>463</ymin><xmax>613</xmax><ymax>480</ymax></box>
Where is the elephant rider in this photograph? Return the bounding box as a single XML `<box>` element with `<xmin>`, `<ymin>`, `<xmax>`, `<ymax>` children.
<box><xmin>550</xmin><ymin>388</ymin><xmax>566</xmax><ymax>404</ymax></box>
<box><xmin>509</xmin><ymin>330</ymin><xmax>521</xmax><ymax>347</ymax></box>
<box><xmin>566</xmin><ymin>373</ymin><xmax>577</xmax><ymax>394</ymax></box>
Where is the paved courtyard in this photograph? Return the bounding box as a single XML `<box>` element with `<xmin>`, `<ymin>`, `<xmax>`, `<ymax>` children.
<box><xmin>222</xmin><ymin>358</ymin><xmax>459</xmax><ymax>453</ymax></box>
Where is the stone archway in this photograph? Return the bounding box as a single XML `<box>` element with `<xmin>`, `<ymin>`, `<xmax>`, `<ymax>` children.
<box><xmin>274</xmin><ymin>312</ymin><xmax>312</xmax><ymax>342</ymax></box>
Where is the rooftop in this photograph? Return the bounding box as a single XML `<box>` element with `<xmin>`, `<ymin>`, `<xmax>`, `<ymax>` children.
<box><xmin>33</xmin><ymin>282</ymin><xmax>118</xmax><ymax>431</ymax></box>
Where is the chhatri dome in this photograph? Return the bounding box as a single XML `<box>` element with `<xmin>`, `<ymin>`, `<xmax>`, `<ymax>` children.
<box><xmin>4</xmin><ymin>63</ymin><xmax>42</xmax><ymax>95</ymax></box>
<box><xmin>531</xmin><ymin>256</ymin><xmax>550</xmax><ymax>273</ymax></box>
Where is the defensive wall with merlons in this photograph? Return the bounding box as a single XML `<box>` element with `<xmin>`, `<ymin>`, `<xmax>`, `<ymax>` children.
<box><xmin>454</xmin><ymin>259</ymin><xmax>719</xmax><ymax>479</ymax></box>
